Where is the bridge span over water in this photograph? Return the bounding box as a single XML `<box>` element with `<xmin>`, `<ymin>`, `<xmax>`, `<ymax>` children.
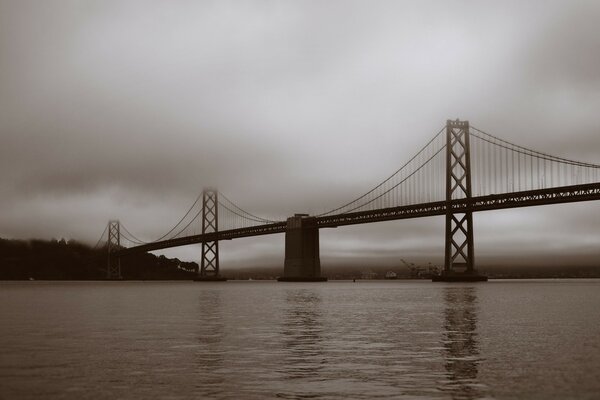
<box><xmin>95</xmin><ymin>120</ymin><xmax>600</xmax><ymax>282</ymax></box>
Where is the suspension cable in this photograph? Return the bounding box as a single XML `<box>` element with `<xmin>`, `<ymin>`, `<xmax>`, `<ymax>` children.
<box><xmin>342</xmin><ymin>144</ymin><xmax>446</xmax><ymax>214</ymax></box>
<box><xmin>471</xmin><ymin>126</ymin><xmax>600</xmax><ymax>168</ymax></box>
<box><xmin>218</xmin><ymin>201</ymin><xmax>276</xmax><ymax>224</ymax></box>
<box><xmin>218</xmin><ymin>192</ymin><xmax>278</xmax><ymax>223</ymax></box>
<box><xmin>470</xmin><ymin>133</ymin><xmax>600</xmax><ymax>170</ymax></box>
<box><xmin>169</xmin><ymin>208</ymin><xmax>204</xmax><ymax>239</ymax></box>
<box><xmin>92</xmin><ymin>224</ymin><xmax>108</xmax><ymax>250</ymax></box>
<box><xmin>317</xmin><ymin>126</ymin><xmax>445</xmax><ymax>216</ymax></box>
<box><xmin>120</xmin><ymin>224</ymin><xmax>147</xmax><ymax>245</ymax></box>
<box><xmin>152</xmin><ymin>192</ymin><xmax>204</xmax><ymax>241</ymax></box>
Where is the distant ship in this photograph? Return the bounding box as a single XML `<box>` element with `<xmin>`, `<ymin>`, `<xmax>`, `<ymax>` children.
<box><xmin>385</xmin><ymin>271</ymin><xmax>398</xmax><ymax>279</ymax></box>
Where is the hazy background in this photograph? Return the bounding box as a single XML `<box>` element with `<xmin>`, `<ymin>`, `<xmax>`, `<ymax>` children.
<box><xmin>1</xmin><ymin>0</ymin><xmax>599</xmax><ymax>269</ymax></box>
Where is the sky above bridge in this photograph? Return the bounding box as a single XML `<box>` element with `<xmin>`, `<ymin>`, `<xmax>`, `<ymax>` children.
<box><xmin>1</xmin><ymin>0</ymin><xmax>600</xmax><ymax>268</ymax></box>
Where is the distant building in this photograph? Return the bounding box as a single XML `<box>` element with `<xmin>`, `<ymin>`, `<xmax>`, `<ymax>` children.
<box><xmin>361</xmin><ymin>270</ymin><xmax>378</xmax><ymax>280</ymax></box>
<box><xmin>385</xmin><ymin>271</ymin><xmax>398</xmax><ymax>279</ymax></box>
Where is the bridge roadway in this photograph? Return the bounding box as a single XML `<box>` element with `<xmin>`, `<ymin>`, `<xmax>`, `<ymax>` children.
<box><xmin>117</xmin><ymin>182</ymin><xmax>600</xmax><ymax>256</ymax></box>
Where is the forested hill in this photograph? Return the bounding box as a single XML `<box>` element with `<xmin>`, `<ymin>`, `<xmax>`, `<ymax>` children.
<box><xmin>0</xmin><ymin>238</ymin><xmax>197</xmax><ymax>280</ymax></box>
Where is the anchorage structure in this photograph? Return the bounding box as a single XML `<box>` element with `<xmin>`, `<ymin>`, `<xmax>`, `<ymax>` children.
<box><xmin>435</xmin><ymin>119</ymin><xmax>486</xmax><ymax>281</ymax></box>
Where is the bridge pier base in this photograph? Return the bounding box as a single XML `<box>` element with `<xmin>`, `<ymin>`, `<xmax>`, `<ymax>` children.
<box><xmin>278</xmin><ymin>214</ymin><xmax>327</xmax><ymax>282</ymax></box>
<box><xmin>432</xmin><ymin>271</ymin><xmax>488</xmax><ymax>282</ymax></box>
<box><xmin>194</xmin><ymin>276</ymin><xmax>228</xmax><ymax>282</ymax></box>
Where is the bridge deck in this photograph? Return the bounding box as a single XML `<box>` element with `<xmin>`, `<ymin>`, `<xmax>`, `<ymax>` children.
<box><xmin>317</xmin><ymin>182</ymin><xmax>600</xmax><ymax>228</ymax></box>
<box><xmin>118</xmin><ymin>182</ymin><xmax>600</xmax><ymax>255</ymax></box>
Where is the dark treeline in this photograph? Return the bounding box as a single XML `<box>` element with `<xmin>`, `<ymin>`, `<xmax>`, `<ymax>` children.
<box><xmin>0</xmin><ymin>238</ymin><xmax>197</xmax><ymax>280</ymax></box>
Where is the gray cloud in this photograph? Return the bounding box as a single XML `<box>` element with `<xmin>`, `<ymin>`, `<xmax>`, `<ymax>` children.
<box><xmin>1</xmin><ymin>0</ymin><xmax>599</xmax><ymax>268</ymax></box>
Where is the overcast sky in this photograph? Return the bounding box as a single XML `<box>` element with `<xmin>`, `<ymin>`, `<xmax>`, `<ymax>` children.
<box><xmin>1</xmin><ymin>0</ymin><xmax>599</xmax><ymax>269</ymax></box>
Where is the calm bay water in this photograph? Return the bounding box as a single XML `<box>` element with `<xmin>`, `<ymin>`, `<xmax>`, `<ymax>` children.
<box><xmin>1</xmin><ymin>279</ymin><xmax>599</xmax><ymax>399</ymax></box>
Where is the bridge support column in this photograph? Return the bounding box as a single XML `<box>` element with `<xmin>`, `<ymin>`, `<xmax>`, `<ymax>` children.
<box><xmin>195</xmin><ymin>188</ymin><xmax>227</xmax><ymax>282</ymax></box>
<box><xmin>107</xmin><ymin>220</ymin><xmax>122</xmax><ymax>280</ymax></box>
<box><xmin>434</xmin><ymin>119</ymin><xmax>487</xmax><ymax>282</ymax></box>
<box><xmin>278</xmin><ymin>214</ymin><xmax>327</xmax><ymax>282</ymax></box>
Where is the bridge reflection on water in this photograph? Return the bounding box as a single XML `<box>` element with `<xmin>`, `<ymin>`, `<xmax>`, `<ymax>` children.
<box><xmin>195</xmin><ymin>289</ymin><xmax>226</xmax><ymax>394</ymax></box>
<box><xmin>187</xmin><ymin>283</ymin><xmax>493</xmax><ymax>399</ymax></box>
<box><xmin>2</xmin><ymin>281</ymin><xmax>599</xmax><ymax>398</ymax></box>
<box><xmin>280</xmin><ymin>290</ymin><xmax>325</xmax><ymax>382</ymax></box>
<box><xmin>441</xmin><ymin>286</ymin><xmax>486</xmax><ymax>400</ymax></box>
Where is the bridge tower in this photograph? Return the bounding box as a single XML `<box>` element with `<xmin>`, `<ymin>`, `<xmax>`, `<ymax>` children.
<box><xmin>107</xmin><ymin>220</ymin><xmax>122</xmax><ymax>280</ymax></box>
<box><xmin>194</xmin><ymin>188</ymin><xmax>227</xmax><ymax>281</ymax></box>
<box><xmin>278</xmin><ymin>214</ymin><xmax>327</xmax><ymax>282</ymax></box>
<box><xmin>434</xmin><ymin>119</ymin><xmax>487</xmax><ymax>282</ymax></box>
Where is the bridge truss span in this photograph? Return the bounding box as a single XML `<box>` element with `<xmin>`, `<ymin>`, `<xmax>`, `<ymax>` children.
<box><xmin>468</xmin><ymin>182</ymin><xmax>600</xmax><ymax>212</ymax></box>
<box><xmin>117</xmin><ymin>221</ymin><xmax>287</xmax><ymax>256</ymax></box>
<box><xmin>316</xmin><ymin>182</ymin><xmax>600</xmax><ymax>228</ymax></box>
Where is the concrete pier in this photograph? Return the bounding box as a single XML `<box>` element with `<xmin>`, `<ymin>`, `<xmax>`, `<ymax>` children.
<box><xmin>278</xmin><ymin>214</ymin><xmax>327</xmax><ymax>282</ymax></box>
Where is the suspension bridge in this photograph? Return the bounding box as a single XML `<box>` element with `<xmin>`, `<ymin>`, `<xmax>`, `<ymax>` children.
<box><xmin>93</xmin><ymin>120</ymin><xmax>600</xmax><ymax>282</ymax></box>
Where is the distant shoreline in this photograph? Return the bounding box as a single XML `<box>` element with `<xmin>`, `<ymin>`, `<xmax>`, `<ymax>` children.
<box><xmin>3</xmin><ymin>277</ymin><xmax>600</xmax><ymax>282</ymax></box>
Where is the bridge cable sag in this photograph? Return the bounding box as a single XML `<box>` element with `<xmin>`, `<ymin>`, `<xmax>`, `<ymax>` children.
<box><xmin>119</xmin><ymin>224</ymin><xmax>147</xmax><ymax>245</ymax></box>
<box><xmin>317</xmin><ymin>126</ymin><xmax>446</xmax><ymax>216</ymax></box>
<box><xmin>343</xmin><ymin>144</ymin><xmax>447</xmax><ymax>214</ymax></box>
<box><xmin>120</xmin><ymin>224</ymin><xmax>148</xmax><ymax>245</ymax></box>
<box><xmin>150</xmin><ymin>192</ymin><xmax>204</xmax><ymax>242</ymax></box>
<box><xmin>217</xmin><ymin>201</ymin><xmax>275</xmax><ymax>224</ymax></box>
<box><xmin>92</xmin><ymin>224</ymin><xmax>108</xmax><ymax>250</ymax></box>
<box><xmin>110</xmin><ymin>192</ymin><xmax>207</xmax><ymax>245</ymax></box>
<box><xmin>217</xmin><ymin>191</ymin><xmax>279</xmax><ymax>223</ymax></box>
<box><xmin>167</xmin><ymin>208</ymin><xmax>204</xmax><ymax>239</ymax></box>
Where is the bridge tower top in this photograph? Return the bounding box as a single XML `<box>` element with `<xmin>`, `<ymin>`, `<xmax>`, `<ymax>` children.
<box><xmin>446</xmin><ymin>119</ymin><xmax>472</xmax><ymax>201</ymax></box>
<box><xmin>446</xmin><ymin>119</ymin><xmax>469</xmax><ymax>128</ymax></box>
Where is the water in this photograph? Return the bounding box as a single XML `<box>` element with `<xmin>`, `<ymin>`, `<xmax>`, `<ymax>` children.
<box><xmin>1</xmin><ymin>280</ymin><xmax>599</xmax><ymax>399</ymax></box>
